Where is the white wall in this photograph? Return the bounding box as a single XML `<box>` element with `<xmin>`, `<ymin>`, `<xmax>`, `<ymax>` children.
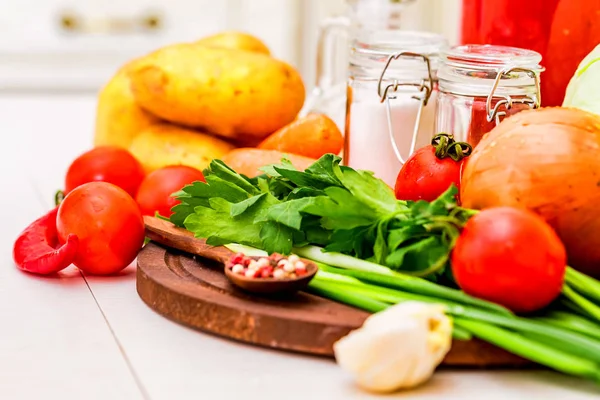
<box><xmin>0</xmin><ymin>0</ymin><xmax>461</xmax><ymax>92</ymax></box>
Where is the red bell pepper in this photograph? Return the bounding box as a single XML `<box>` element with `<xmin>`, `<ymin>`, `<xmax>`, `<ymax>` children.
<box><xmin>13</xmin><ymin>207</ymin><xmax>79</xmax><ymax>275</ymax></box>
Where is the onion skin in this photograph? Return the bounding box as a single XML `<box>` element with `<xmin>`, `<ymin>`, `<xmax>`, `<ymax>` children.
<box><xmin>460</xmin><ymin>107</ymin><xmax>600</xmax><ymax>278</ymax></box>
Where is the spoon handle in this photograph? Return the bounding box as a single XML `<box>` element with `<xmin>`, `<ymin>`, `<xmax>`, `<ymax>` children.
<box><xmin>143</xmin><ymin>216</ymin><xmax>233</xmax><ymax>265</ymax></box>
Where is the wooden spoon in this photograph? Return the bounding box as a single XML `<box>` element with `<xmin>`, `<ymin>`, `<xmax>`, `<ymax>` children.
<box><xmin>143</xmin><ymin>216</ymin><xmax>317</xmax><ymax>295</ymax></box>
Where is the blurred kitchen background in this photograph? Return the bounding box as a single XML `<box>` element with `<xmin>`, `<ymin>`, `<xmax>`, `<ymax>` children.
<box><xmin>0</xmin><ymin>0</ymin><xmax>460</xmax><ymax>93</ymax></box>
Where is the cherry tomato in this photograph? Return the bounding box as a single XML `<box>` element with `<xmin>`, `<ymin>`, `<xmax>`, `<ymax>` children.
<box><xmin>451</xmin><ymin>207</ymin><xmax>566</xmax><ymax>313</ymax></box>
<box><xmin>394</xmin><ymin>145</ymin><xmax>465</xmax><ymax>202</ymax></box>
<box><xmin>136</xmin><ymin>165</ymin><xmax>205</xmax><ymax>217</ymax></box>
<box><xmin>64</xmin><ymin>146</ymin><xmax>145</xmax><ymax>197</ymax></box>
<box><xmin>57</xmin><ymin>182</ymin><xmax>145</xmax><ymax>275</ymax></box>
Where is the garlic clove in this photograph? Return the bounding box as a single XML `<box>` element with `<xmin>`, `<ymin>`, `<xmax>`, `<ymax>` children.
<box><xmin>333</xmin><ymin>301</ymin><xmax>453</xmax><ymax>393</ymax></box>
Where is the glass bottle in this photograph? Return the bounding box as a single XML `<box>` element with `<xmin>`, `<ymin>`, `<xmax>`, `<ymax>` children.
<box><xmin>344</xmin><ymin>30</ymin><xmax>448</xmax><ymax>187</ymax></box>
<box><xmin>435</xmin><ymin>44</ymin><xmax>544</xmax><ymax>147</ymax></box>
<box><xmin>305</xmin><ymin>0</ymin><xmax>418</xmax><ymax>131</ymax></box>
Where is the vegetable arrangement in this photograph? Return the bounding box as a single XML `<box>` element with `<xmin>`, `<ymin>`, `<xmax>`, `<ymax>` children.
<box><xmin>170</xmin><ymin>154</ymin><xmax>474</xmax><ymax>282</ymax></box>
<box><xmin>13</xmin><ymin>28</ymin><xmax>600</xmax><ymax>394</ymax></box>
<box><xmin>168</xmin><ymin>143</ymin><xmax>600</xmax><ymax>385</ymax></box>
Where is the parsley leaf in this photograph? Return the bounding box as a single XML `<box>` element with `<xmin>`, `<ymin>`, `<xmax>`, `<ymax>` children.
<box><xmin>184</xmin><ymin>199</ymin><xmax>263</xmax><ymax>249</ymax></box>
<box><xmin>264</xmin><ymin>197</ymin><xmax>317</xmax><ymax>230</ymax></box>
<box><xmin>259</xmin><ymin>221</ymin><xmax>295</xmax><ymax>254</ymax></box>
<box><xmin>335</xmin><ymin>167</ymin><xmax>400</xmax><ymax>215</ymax></box>
<box><xmin>303</xmin><ymin>187</ymin><xmax>380</xmax><ymax>229</ymax></box>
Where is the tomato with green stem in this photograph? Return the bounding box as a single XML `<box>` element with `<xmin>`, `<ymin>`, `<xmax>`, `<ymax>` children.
<box><xmin>394</xmin><ymin>133</ymin><xmax>472</xmax><ymax>202</ymax></box>
<box><xmin>451</xmin><ymin>207</ymin><xmax>567</xmax><ymax>313</ymax></box>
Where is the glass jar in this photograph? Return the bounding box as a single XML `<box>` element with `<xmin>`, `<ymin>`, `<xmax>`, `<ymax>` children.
<box><xmin>304</xmin><ymin>0</ymin><xmax>419</xmax><ymax>131</ymax></box>
<box><xmin>435</xmin><ymin>45</ymin><xmax>544</xmax><ymax>146</ymax></box>
<box><xmin>344</xmin><ymin>30</ymin><xmax>448</xmax><ymax>187</ymax></box>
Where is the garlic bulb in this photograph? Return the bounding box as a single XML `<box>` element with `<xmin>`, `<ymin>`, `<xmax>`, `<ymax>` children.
<box><xmin>333</xmin><ymin>301</ymin><xmax>452</xmax><ymax>393</ymax></box>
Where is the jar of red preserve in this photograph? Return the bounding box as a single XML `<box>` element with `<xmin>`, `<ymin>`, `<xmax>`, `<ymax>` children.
<box><xmin>435</xmin><ymin>44</ymin><xmax>544</xmax><ymax>147</ymax></box>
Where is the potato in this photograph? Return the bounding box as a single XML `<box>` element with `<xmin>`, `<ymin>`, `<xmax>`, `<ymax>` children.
<box><xmin>129</xmin><ymin>123</ymin><xmax>235</xmax><ymax>173</ymax></box>
<box><xmin>128</xmin><ymin>44</ymin><xmax>305</xmax><ymax>141</ymax></box>
<box><xmin>195</xmin><ymin>31</ymin><xmax>270</xmax><ymax>55</ymax></box>
<box><xmin>94</xmin><ymin>61</ymin><xmax>161</xmax><ymax>149</ymax></box>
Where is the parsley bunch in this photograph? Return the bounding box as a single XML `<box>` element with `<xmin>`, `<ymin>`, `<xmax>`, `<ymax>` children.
<box><xmin>170</xmin><ymin>154</ymin><xmax>475</xmax><ymax>280</ymax></box>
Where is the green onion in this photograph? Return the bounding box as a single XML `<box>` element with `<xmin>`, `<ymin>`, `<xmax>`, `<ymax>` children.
<box><xmin>308</xmin><ymin>278</ymin><xmax>471</xmax><ymax>341</ymax></box>
<box><xmin>317</xmin><ymin>263</ymin><xmax>512</xmax><ymax>317</ymax></box>
<box><xmin>534</xmin><ymin>311</ymin><xmax>600</xmax><ymax>341</ymax></box>
<box><xmin>450</xmin><ymin>323</ymin><xmax>473</xmax><ymax>341</ymax></box>
<box><xmin>313</xmin><ymin>273</ymin><xmax>600</xmax><ymax>365</ymax></box>
<box><xmin>294</xmin><ymin>246</ymin><xmax>395</xmax><ymax>275</ymax></box>
<box><xmin>307</xmin><ymin>279</ymin><xmax>388</xmax><ymax>313</ymax></box>
<box><xmin>563</xmin><ymin>285</ymin><xmax>600</xmax><ymax>324</ymax></box>
<box><xmin>448</xmin><ymin>306</ymin><xmax>600</xmax><ymax>364</ymax></box>
<box><xmin>566</xmin><ymin>267</ymin><xmax>600</xmax><ymax>305</ymax></box>
<box><xmin>455</xmin><ymin>319</ymin><xmax>600</xmax><ymax>382</ymax></box>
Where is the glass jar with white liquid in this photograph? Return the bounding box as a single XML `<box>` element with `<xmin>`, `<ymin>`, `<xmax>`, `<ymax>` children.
<box><xmin>344</xmin><ymin>30</ymin><xmax>448</xmax><ymax>187</ymax></box>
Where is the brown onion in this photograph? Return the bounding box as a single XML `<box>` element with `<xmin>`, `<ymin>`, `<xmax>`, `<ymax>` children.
<box><xmin>461</xmin><ymin>107</ymin><xmax>600</xmax><ymax>278</ymax></box>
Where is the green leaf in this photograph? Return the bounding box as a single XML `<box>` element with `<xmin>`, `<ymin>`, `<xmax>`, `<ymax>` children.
<box><xmin>208</xmin><ymin>159</ymin><xmax>258</xmax><ymax>194</ymax></box>
<box><xmin>410</xmin><ymin>185</ymin><xmax>459</xmax><ymax>218</ymax></box>
<box><xmin>373</xmin><ymin>218</ymin><xmax>392</xmax><ymax>264</ymax></box>
<box><xmin>182</xmin><ymin>175</ymin><xmax>250</xmax><ymax>203</ymax></box>
<box><xmin>303</xmin><ymin>187</ymin><xmax>380</xmax><ymax>230</ymax></box>
<box><xmin>301</xmin><ymin>217</ymin><xmax>331</xmax><ymax>247</ymax></box>
<box><xmin>336</xmin><ymin>167</ymin><xmax>400</xmax><ymax>215</ymax></box>
<box><xmin>264</xmin><ymin>197</ymin><xmax>318</xmax><ymax>230</ymax></box>
<box><xmin>184</xmin><ymin>203</ymin><xmax>263</xmax><ymax>248</ymax></box>
<box><xmin>286</xmin><ymin>187</ymin><xmax>324</xmax><ymax>200</ymax></box>
<box><xmin>325</xmin><ymin>224</ymin><xmax>377</xmax><ymax>259</ymax></box>
<box><xmin>273</xmin><ymin>167</ymin><xmax>337</xmax><ymax>190</ymax></box>
<box><xmin>170</xmin><ymin>203</ymin><xmax>196</xmax><ymax>227</ymax></box>
<box><xmin>230</xmin><ymin>194</ymin><xmax>266</xmax><ymax>217</ymax></box>
<box><xmin>385</xmin><ymin>236</ymin><xmax>450</xmax><ymax>277</ymax></box>
<box><xmin>304</xmin><ymin>154</ymin><xmax>344</xmax><ymax>186</ymax></box>
<box><xmin>259</xmin><ymin>157</ymin><xmax>297</xmax><ymax>177</ymax></box>
<box><xmin>387</xmin><ymin>225</ymin><xmax>429</xmax><ymax>250</ymax></box>
<box><xmin>259</xmin><ymin>221</ymin><xmax>295</xmax><ymax>254</ymax></box>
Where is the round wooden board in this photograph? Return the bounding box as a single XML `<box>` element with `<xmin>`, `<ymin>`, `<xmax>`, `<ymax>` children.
<box><xmin>137</xmin><ymin>242</ymin><xmax>529</xmax><ymax>367</ymax></box>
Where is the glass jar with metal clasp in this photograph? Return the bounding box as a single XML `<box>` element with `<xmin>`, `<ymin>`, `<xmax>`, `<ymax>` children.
<box><xmin>435</xmin><ymin>44</ymin><xmax>544</xmax><ymax>146</ymax></box>
<box><xmin>344</xmin><ymin>30</ymin><xmax>448</xmax><ymax>187</ymax></box>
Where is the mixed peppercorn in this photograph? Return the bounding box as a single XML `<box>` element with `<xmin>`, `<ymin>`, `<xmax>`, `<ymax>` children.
<box><xmin>226</xmin><ymin>253</ymin><xmax>308</xmax><ymax>279</ymax></box>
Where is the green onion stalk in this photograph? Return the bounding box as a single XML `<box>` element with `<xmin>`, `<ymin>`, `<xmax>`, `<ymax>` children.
<box><xmin>230</xmin><ymin>242</ymin><xmax>600</xmax><ymax>383</ymax></box>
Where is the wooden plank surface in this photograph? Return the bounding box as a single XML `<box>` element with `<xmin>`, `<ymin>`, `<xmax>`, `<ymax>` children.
<box><xmin>0</xmin><ymin>94</ymin><xmax>143</xmax><ymax>400</ymax></box>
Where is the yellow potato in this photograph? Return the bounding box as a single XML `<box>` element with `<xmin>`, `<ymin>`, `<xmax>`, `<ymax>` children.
<box><xmin>94</xmin><ymin>61</ymin><xmax>161</xmax><ymax>149</ymax></box>
<box><xmin>128</xmin><ymin>44</ymin><xmax>305</xmax><ymax>141</ymax></box>
<box><xmin>129</xmin><ymin>123</ymin><xmax>235</xmax><ymax>173</ymax></box>
<box><xmin>195</xmin><ymin>31</ymin><xmax>270</xmax><ymax>55</ymax></box>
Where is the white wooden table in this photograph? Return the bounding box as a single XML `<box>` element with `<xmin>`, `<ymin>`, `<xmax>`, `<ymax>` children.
<box><xmin>1</xmin><ymin>94</ymin><xmax>599</xmax><ymax>400</ymax></box>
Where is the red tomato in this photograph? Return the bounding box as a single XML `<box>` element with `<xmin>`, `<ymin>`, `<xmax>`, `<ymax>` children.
<box><xmin>65</xmin><ymin>146</ymin><xmax>145</xmax><ymax>197</ymax></box>
<box><xmin>394</xmin><ymin>145</ymin><xmax>465</xmax><ymax>202</ymax></box>
<box><xmin>136</xmin><ymin>165</ymin><xmax>205</xmax><ymax>217</ymax></box>
<box><xmin>451</xmin><ymin>207</ymin><xmax>566</xmax><ymax>313</ymax></box>
<box><xmin>56</xmin><ymin>182</ymin><xmax>145</xmax><ymax>275</ymax></box>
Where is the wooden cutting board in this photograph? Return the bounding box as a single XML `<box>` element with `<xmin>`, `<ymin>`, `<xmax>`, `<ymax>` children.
<box><xmin>137</xmin><ymin>217</ymin><xmax>528</xmax><ymax>367</ymax></box>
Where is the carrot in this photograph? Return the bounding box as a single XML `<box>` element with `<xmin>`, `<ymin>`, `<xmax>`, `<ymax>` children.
<box><xmin>258</xmin><ymin>113</ymin><xmax>344</xmax><ymax>159</ymax></box>
<box><xmin>220</xmin><ymin>148</ymin><xmax>316</xmax><ymax>178</ymax></box>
